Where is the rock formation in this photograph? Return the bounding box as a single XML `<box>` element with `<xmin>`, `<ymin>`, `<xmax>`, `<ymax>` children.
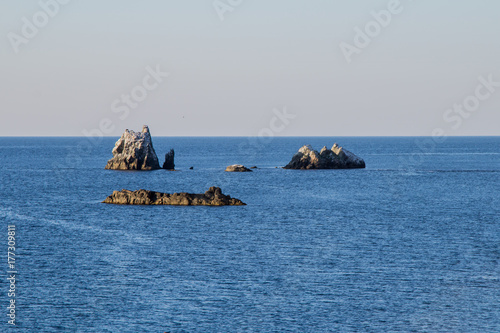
<box><xmin>284</xmin><ymin>144</ymin><xmax>365</xmax><ymax>169</ymax></box>
<box><xmin>225</xmin><ymin>164</ymin><xmax>252</xmax><ymax>172</ymax></box>
<box><xmin>105</xmin><ymin>125</ymin><xmax>161</xmax><ymax>170</ymax></box>
<box><xmin>163</xmin><ymin>149</ymin><xmax>175</xmax><ymax>170</ymax></box>
<box><xmin>102</xmin><ymin>187</ymin><xmax>246</xmax><ymax>206</ymax></box>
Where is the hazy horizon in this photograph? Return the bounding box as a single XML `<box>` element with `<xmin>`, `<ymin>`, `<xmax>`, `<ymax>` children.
<box><xmin>1</xmin><ymin>0</ymin><xmax>499</xmax><ymax>137</ymax></box>
<box><xmin>1</xmin><ymin>134</ymin><xmax>499</xmax><ymax>138</ymax></box>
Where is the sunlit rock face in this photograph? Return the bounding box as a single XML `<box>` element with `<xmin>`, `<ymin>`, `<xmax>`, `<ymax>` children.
<box><xmin>284</xmin><ymin>144</ymin><xmax>365</xmax><ymax>169</ymax></box>
<box><xmin>105</xmin><ymin>125</ymin><xmax>161</xmax><ymax>170</ymax></box>
<box><xmin>225</xmin><ymin>164</ymin><xmax>252</xmax><ymax>172</ymax></box>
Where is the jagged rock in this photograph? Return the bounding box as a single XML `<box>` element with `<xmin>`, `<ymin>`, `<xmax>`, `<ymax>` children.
<box><xmin>102</xmin><ymin>187</ymin><xmax>246</xmax><ymax>206</ymax></box>
<box><xmin>225</xmin><ymin>164</ymin><xmax>252</xmax><ymax>172</ymax></box>
<box><xmin>163</xmin><ymin>149</ymin><xmax>175</xmax><ymax>170</ymax></box>
<box><xmin>284</xmin><ymin>144</ymin><xmax>365</xmax><ymax>169</ymax></box>
<box><xmin>105</xmin><ymin>125</ymin><xmax>160</xmax><ymax>170</ymax></box>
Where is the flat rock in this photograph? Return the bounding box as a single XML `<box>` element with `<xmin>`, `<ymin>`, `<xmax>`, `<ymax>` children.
<box><xmin>105</xmin><ymin>125</ymin><xmax>161</xmax><ymax>170</ymax></box>
<box><xmin>102</xmin><ymin>186</ymin><xmax>246</xmax><ymax>206</ymax></box>
<box><xmin>284</xmin><ymin>143</ymin><xmax>365</xmax><ymax>169</ymax></box>
<box><xmin>225</xmin><ymin>164</ymin><xmax>252</xmax><ymax>172</ymax></box>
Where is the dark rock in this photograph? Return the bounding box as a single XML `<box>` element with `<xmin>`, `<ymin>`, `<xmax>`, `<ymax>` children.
<box><xmin>250</xmin><ymin>166</ymin><xmax>258</xmax><ymax>169</ymax></box>
<box><xmin>189</xmin><ymin>166</ymin><xmax>194</xmax><ymax>170</ymax></box>
<box><xmin>102</xmin><ymin>187</ymin><xmax>246</xmax><ymax>206</ymax></box>
<box><xmin>163</xmin><ymin>149</ymin><xmax>175</xmax><ymax>170</ymax></box>
<box><xmin>105</xmin><ymin>125</ymin><xmax>160</xmax><ymax>170</ymax></box>
<box><xmin>284</xmin><ymin>144</ymin><xmax>365</xmax><ymax>169</ymax></box>
<box><xmin>225</xmin><ymin>164</ymin><xmax>252</xmax><ymax>172</ymax></box>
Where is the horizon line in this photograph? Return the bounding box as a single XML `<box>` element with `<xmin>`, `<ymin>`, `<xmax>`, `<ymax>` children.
<box><xmin>1</xmin><ymin>135</ymin><xmax>499</xmax><ymax>138</ymax></box>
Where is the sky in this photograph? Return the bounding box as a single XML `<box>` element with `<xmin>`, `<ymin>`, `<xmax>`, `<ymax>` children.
<box><xmin>1</xmin><ymin>0</ymin><xmax>499</xmax><ymax>136</ymax></box>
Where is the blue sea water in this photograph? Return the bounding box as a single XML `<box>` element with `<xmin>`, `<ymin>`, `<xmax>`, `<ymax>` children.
<box><xmin>0</xmin><ymin>136</ymin><xmax>499</xmax><ymax>332</ymax></box>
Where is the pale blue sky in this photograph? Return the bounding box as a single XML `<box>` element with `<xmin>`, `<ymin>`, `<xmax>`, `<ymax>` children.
<box><xmin>1</xmin><ymin>0</ymin><xmax>499</xmax><ymax>136</ymax></box>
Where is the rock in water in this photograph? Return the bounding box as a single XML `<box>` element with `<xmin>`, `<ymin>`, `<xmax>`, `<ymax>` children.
<box><xmin>102</xmin><ymin>187</ymin><xmax>246</xmax><ymax>206</ymax></box>
<box><xmin>105</xmin><ymin>125</ymin><xmax>161</xmax><ymax>170</ymax></box>
<box><xmin>284</xmin><ymin>144</ymin><xmax>365</xmax><ymax>169</ymax></box>
<box><xmin>163</xmin><ymin>149</ymin><xmax>175</xmax><ymax>170</ymax></box>
<box><xmin>225</xmin><ymin>164</ymin><xmax>252</xmax><ymax>172</ymax></box>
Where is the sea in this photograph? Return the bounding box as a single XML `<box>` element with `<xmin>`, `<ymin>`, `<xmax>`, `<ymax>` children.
<box><xmin>0</xmin><ymin>136</ymin><xmax>499</xmax><ymax>332</ymax></box>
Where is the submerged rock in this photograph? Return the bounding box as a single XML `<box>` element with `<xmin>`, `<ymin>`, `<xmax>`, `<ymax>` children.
<box><xmin>225</xmin><ymin>164</ymin><xmax>252</xmax><ymax>172</ymax></box>
<box><xmin>105</xmin><ymin>125</ymin><xmax>161</xmax><ymax>170</ymax></box>
<box><xmin>163</xmin><ymin>149</ymin><xmax>175</xmax><ymax>170</ymax></box>
<box><xmin>284</xmin><ymin>144</ymin><xmax>365</xmax><ymax>169</ymax></box>
<box><xmin>102</xmin><ymin>187</ymin><xmax>246</xmax><ymax>206</ymax></box>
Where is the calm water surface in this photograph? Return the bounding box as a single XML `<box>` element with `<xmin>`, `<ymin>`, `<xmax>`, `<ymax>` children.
<box><xmin>0</xmin><ymin>136</ymin><xmax>499</xmax><ymax>332</ymax></box>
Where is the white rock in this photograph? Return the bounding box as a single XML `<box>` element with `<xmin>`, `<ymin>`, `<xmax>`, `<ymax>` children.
<box><xmin>105</xmin><ymin>125</ymin><xmax>161</xmax><ymax>170</ymax></box>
